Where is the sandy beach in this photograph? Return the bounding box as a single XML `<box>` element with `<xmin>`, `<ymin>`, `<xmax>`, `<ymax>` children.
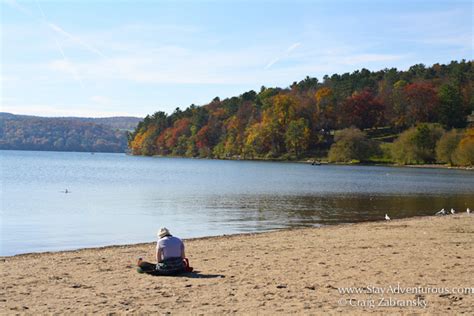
<box><xmin>1</xmin><ymin>214</ymin><xmax>473</xmax><ymax>314</ymax></box>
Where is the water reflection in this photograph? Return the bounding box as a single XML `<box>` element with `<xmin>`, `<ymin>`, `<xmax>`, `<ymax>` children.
<box><xmin>191</xmin><ymin>193</ymin><xmax>474</xmax><ymax>229</ymax></box>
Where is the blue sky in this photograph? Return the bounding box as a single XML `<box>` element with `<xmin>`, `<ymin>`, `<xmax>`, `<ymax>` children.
<box><xmin>1</xmin><ymin>0</ymin><xmax>472</xmax><ymax>117</ymax></box>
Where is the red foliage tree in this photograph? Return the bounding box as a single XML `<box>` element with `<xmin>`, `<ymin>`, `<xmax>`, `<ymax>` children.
<box><xmin>165</xmin><ymin>118</ymin><xmax>191</xmax><ymax>148</ymax></box>
<box><xmin>404</xmin><ymin>82</ymin><xmax>438</xmax><ymax>125</ymax></box>
<box><xmin>195</xmin><ymin>125</ymin><xmax>210</xmax><ymax>149</ymax></box>
<box><xmin>342</xmin><ymin>89</ymin><xmax>385</xmax><ymax>129</ymax></box>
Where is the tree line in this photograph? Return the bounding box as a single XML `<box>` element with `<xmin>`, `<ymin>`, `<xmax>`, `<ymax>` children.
<box><xmin>129</xmin><ymin>60</ymin><xmax>473</xmax><ymax>166</ymax></box>
<box><xmin>0</xmin><ymin>114</ymin><xmax>136</xmax><ymax>153</ymax></box>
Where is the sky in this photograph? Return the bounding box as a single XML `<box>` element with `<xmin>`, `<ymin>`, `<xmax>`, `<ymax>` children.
<box><xmin>1</xmin><ymin>0</ymin><xmax>472</xmax><ymax>118</ymax></box>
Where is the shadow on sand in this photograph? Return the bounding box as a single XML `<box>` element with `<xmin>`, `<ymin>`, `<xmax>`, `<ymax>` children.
<box><xmin>175</xmin><ymin>271</ymin><xmax>225</xmax><ymax>279</ymax></box>
<box><xmin>138</xmin><ymin>267</ymin><xmax>225</xmax><ymax>279</ymax></box>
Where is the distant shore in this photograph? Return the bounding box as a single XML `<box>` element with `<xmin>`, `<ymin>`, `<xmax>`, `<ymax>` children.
<box><xmin>3</xmin><ymin>149</ymin><xmax>472</xmax><ymax>170</ymax></box>
<box><xmin>300</xmin><ymin>160</ymin><xmax>474</xmax><ymax>171</ymax></box>
<box><xmin>2</xmin><ymin>214</ymin><xmax>473</xmax><ymax>314</ymax></box>
<box><xmin>147</xmin><ymin>153</ymin><xmax>474</xmax><ymax>170</ymax></box>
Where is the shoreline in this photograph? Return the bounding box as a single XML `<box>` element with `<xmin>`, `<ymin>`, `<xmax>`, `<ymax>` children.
<box><xmin>147</xmin><ymin>153</ymin><xmax>474</xmax><ymax>171</ymax></box>
<box><xmin>2</xmin><ymin>214</ymin><xmax>473</xmax><ymax>314</ymax></box>
<box><xmin>3</xmin><ymin>149</ymin><xmax>472</xmax><ymax>170</ymax></box>
<box><xmin>0</xmin><ymin>215</ymin><xmax>446</xmax><ymax>259</ymax></box>
<box><xmin>2</xmin><ymin>224</ymin><xmax>334</xmax><ymax>259</ymax></box>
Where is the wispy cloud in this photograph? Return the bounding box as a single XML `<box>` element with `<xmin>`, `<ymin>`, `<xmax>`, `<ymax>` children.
<box><xmin>34</xmin><ymin>0</ymin><xmax>85</xmax><ymax>88</ymax></box>
<box><xmin>46</xmin><ymin>45</ymin><xmax>275</xmax><ymax>85</ymax></box>
<box><xmin>53</xmin><ymin>38</ymin><xmax>85</xmax><ymax>88</ymax></box>
<box><xmin>287</xmin><ymin>42</ymin><xmax>302</xmax><ymax>52</ymax></box>
<box><xmin>46</xmin><ymin>22</ymin><xmax>108</xmax><ymax>59</ymax></box>
<box><xmin>3</xmin><ymin>0</ymin><xmax>471</xmax><ymax>118</ymax></box>
<box><xmin>6</xmin><ymin>0</ymin><xmax>107</xmax><ymax>59</ymax></box>
<box><xmin>265</xmin><ymin>42</ymin><xmax>301</xmax><ymax>69</ymax></box>
<box><xmin>43</xmin><ymin>44</ymin><xmax>409</xmax><ymax>88</ymax></box>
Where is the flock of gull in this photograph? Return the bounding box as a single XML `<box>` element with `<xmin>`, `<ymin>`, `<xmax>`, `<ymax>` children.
<box><xmin>385</xmin><ymin>208</ymin><xmax>470</xmax><ymax>221</ymax></box>
<box><xmin>434</xmin><ymin>207</ymin><xmax>471</xmax><ymax>216</ymax></box>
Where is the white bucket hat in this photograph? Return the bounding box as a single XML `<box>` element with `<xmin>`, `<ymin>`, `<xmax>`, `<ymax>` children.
<box><xmin>158</xmin><ymin>227</ymin><xmax>171</xmax><ymax>238</ymax></box>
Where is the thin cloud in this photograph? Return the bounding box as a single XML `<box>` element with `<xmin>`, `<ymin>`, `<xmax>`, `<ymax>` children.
<box><xmin>287</xmin><ymin>42</ymin><xmax>301</xmax><ymax>52</ymax></box>
<box><xmin>264</xmin><ymin>57</ymin><xmax>280</xmax><ymax>70</ymax></box>
<box><xmin>6</xmin><ymin>0</ymin><xmax>107</xmax><ymax>59</ymax></box>
<box><xmin>33</xmin><ymin>0</ymin><xmax>85</xmax><ymax>88</ymax></box>
<box><xmin>47</xmin><ymin>22</ymin><xmax>108</xmax><ymax>59</ymax></box>
<box><xmin>53</xmin><ymin>37</ymin><xmax>85</xmax><ymax>88</ymax></box>
<box><xmin>34</xmin><ymin>0</ymin><xmax>47</xmax><ymax>20</ymax></box>
<box><xmin>265</xmin><ymin>42</ymin><xmax>301</xmax><ymax>69</ymax></box>
<box><xmin>4</xmin><ymin>0</ymin><xmax>33</xmax><ymax>16</ymax></box>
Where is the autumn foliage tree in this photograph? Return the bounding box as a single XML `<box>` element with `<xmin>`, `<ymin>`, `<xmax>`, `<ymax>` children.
<box><xmin>342</xmin><ymin>89</ymin><xmax>385</xmax><ymax>129</ymax></box>
<box><xmin>404</xmin><ymin>83</ymin><xmax>438</xmax><ymax>125</ymax></box>
<box><xmin>127</xmin><ymin>60</ymin><xmax>473</xmax><ymax>165</ymax></box>
<box><xmin>314</xmin><ymin>87</ymin><xmax>337</xmax><ymax>130</ymax></box>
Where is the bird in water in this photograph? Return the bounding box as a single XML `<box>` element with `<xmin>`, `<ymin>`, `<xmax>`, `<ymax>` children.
<box><xmin>385</xmin><ymin>214</ymin><xmax>390</xmax><ymax>221</ymax></box>
<box><xmin>467</xmin><ymin>208</ymin><xmax>471</xmax><ymax>214</ymax></box>
<box><xmin>435</xmin><ymin>208</ymin><xmax>447</xmax><ymax>216</ymax></box>
<box><xmin>450</xmin><ymin>208</ymin><xmax>456</xmax><ymax>214</ymax></box>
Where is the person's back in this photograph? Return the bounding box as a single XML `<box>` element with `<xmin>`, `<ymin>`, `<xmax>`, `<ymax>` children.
<box><xmin>157</xmin><ymin>235</ymin><xmax>184</xmax><ymax>260</ymax></box>
<box><xmin>155</xmin><ymin>228</ymin><xmax>185</xmax><ymax>274</ymax></box>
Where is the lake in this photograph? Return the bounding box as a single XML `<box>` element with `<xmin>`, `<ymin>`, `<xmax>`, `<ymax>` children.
<box><xmin>1</xmin><ymin>150</ymin><xmax>473</xmax><ymax>256</ymax></box>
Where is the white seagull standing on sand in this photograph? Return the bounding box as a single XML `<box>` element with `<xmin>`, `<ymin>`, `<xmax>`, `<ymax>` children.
<box><xmin>467</xmin><ymin>208</ymin><xmax>471</xmax><ymax>214</ymax></box>
<box><xmin>451</xmin><ymin>208</ymin><xmax>456</xmax><ymax>214</ymax></box>
<box><xmin>436</xmin><ymin>208</ymin><xmax>447</xmax><ymax>216</ymax></box>
<box><xmin>385</xmin><ymin>214</ymin><xmax>391</xmax><ymax>221</ymax></box>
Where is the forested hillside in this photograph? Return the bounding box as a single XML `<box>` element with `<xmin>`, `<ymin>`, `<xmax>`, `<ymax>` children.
<box><xmin>75</xmin><ymin>116</ymin><xmax>142</xmax><ymax>131</ymax></box>
<box><xmin>0</xmin><ymin>114</ymin><xmax>141</xmax><ymax>152</ymax></box>
<box><xmin>129</xmin><ymin>60</ymin><xmax>473</xmax><ymax>165</ymax></box>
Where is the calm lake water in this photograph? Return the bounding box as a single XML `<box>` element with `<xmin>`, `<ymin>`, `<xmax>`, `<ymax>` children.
<box><xmin>1</xmin><ymin>150</ymin><xmax>473</xmax><ymax>256</ymax></box>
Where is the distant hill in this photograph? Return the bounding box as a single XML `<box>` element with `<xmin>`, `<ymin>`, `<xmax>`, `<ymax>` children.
<box><xmin>0</xmin><ymin>113</ymin><xmax>141</xmax><ymax>131</ymax></box>
<box><xmin>0</xmin><ymin>113</ymin><xmax>142</xmax><ymax>153</ymax></box>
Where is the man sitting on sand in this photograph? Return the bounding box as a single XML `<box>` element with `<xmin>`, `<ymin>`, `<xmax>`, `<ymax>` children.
<box><xmin>137</xmin><ymin>227</ymin><xmax>186</xmax><ymax>275</ymax></box>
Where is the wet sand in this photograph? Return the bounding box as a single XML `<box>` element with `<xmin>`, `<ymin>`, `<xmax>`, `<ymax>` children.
<box><xmin>1</xmin><ymin>214</ymin><xmax>473</xmax><ymax>314</ymax></box>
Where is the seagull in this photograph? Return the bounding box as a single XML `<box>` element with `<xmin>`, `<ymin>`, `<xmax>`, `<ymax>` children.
<box><xmin>451</xmin><ymin>208</ymin><xmax>456</xmax><ymax>215</ymax></box>
<box><xmin>385</xmin><ymin>214</ymin><xmax>391</xmax><ymax>221</ymax></box>
<box><xmin>435</xmin><ymin>208</ymin><xmax>447</xmax><ymax>216</ymax></box>
<box><xmin>467</xmin><ymin>208</ymin><xmax>471</xmax><ymax>214</ymax></box>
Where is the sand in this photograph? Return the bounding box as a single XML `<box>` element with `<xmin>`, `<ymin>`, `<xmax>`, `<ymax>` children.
<box><xmin>1</xmin><ymin>214</ymin><xmax>473</xmax><ymax>315</ymax></box>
